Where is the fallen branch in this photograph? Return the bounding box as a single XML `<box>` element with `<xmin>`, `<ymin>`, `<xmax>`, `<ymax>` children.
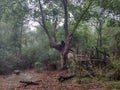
<box><xmin>19</xmin><ymin>80</ymin><xmax>41</xmax><ymax>87</ymax></box>
<box><xmin>57</xmin><ymin>74</ymin><xmax>75</xmax><ymax>83</ymax></box>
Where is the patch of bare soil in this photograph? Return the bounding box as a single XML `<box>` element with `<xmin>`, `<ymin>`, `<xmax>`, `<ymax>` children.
<box><xmin>0</xmin><ymin>70</ymin><xmax>112</xmax><ymax>90</ymax></box>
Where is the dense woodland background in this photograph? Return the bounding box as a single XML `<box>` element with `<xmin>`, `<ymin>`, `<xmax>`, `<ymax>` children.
<box><xmin>0</xmin><ymin>0</ymin><xmax>120</xmax><ymax>89</ymax></box>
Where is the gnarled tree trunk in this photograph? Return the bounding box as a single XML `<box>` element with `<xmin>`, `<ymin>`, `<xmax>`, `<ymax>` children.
<box><xmin>51</xmin><ymin>40</ymin><xmax>69</xmax><ymax>69</ymax></box>
<box><xmin>38</xmin><ymin>0</ymin><xmax>94</xmax><ymax>70</ymax></box>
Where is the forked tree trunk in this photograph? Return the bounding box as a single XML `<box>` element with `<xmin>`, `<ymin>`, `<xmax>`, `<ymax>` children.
<box><xmin>51</xmin><ymin>36</ymin><xmax>72</xmax><ymax>69</ymax></box>
<box><xmin>38</xmin><ymin>0</ymin><xmax>93</xmax><ymax>70</ymax></box>
<box><xmin>51</xmin><ymin>43</ymin><xmax>68</xmax><ymax>69</ymax></box>
<box><xmin>52</xmin><ymin>46</ymin><xmax>68</xmax><ymax>70</ymax></box>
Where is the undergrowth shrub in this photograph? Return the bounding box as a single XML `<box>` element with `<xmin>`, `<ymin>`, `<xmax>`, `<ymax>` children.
<box><xmin>0</xmin><ymin>49</ymin><xmax>21</xmax><ymax>74</ymax></box>
<box><xmin>105</xmin><ymin>61</ymin><xmax>120</xmax><ymax>81</ymax></box>
<box><xmin>111</xmin><ymin>61</ymin><xmax>120</xmax><ymax>80</ymax></box>
<box><xmin>34</xmin><ymin>49</ymin><xmax>59</xmax><ymax>72</ymax></box>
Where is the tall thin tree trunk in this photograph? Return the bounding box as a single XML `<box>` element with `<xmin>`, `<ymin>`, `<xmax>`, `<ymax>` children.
<box><xmin>19</xmin><ymin>25</ymin><xmax>23</xmax><ymax>55</ymax></box>
<box><xmin>97</xmin><ymin>28</ymin><xmax>102</xmax><ymax>48</ymax></box>
<box><xmin>99</xmin><ymin>29</ymin><xmax>102</xmax><ymax>48</ymax></box>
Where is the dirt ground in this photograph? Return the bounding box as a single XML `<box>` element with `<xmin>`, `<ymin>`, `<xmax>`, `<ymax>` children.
<box><xmin>0</xmin><ymin>69</ymin><xmax>112</xmax><ymax>90</ymax></box>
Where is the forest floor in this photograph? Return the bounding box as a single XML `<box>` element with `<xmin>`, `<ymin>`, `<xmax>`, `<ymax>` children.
<box><xmin>0</xmin><ymin>69</ymin><xmax>113</xmax><ymax>90</ymax></box>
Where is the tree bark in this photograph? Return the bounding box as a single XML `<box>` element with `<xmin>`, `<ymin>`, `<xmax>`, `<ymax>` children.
<box><xmin>60</xmin><ymin>53</ymin><xmax>67</xmax><ymax>70</ymax></box>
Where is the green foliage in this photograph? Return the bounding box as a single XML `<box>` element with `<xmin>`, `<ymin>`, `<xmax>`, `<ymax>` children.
<box><xmin>35</xmin><ymin>61</ymin><xmax>42</xmax><ymax>68</ymax></box>
<box><xmin>0</xmin><ymin>48</ymin><xmax>21</xmax><ymax>74</ymax></box>
<box><xmin>0</xmin><ymin>21</ymin><xmax>58</xmax><ymax>73</ymax></box>
<box><xmin>104</xmin><ymin>27</ymin><xmax>120</xmax><ymax>60</ymax></box>
<box><xmin>34</xmin><ymin>61</ymin><xmax>42</xmax><ymax>72</ymax></box>
<box><xmin>109</xmin><ymin>81</ymin><xmax>120</xmax><ymax>90</ymax></box>
<box><xmin>106</xmin><ymin>18</ymin><xmax>120</xmax><ymax>27</ymax></box>
<box><xmin>114</xmin><ymin>32</ymin><xmax>120</xmax><ymax>50</ymax></box>
<box><xmin>0</xmin><ymin>0</ymin><xmax>28</xmax><ymax>74</ymax></box>
<box><xmin>52</xmin><ymin>8</ymin><xmax>59</xmax><ymax>16</ymax></box>
<box><xmin>0</xmin><ymin>22</ymin><xmax>23</xmax><ymax>74</ymax></box>
<box><xmin>21</xmin><ymin>28</ymin><xmax>60</xmax><ymax>71</ymax></box>
<box><xmin>112</xmin><ymin>61</ymin><xmax>120</xmax><ymax>80</ymax></box>
<box><xmin>105</xmin><ymin>61</ymin><xmax>120</xmax><ymax>81</ymax></box>
<box><xmin>71</xmin><ymin>23</ymin><xmax>96</xmax><ymax>49</ymax></box>
<box><xmin>0</xmin><ymin>0</ymin><xmax>28</xmax><ymax>26</ymax></box>
<box><xmin>103</xmin><ymin>81</ymin><xmax>120</xmax><ymax>90</ymax></box>
<box><xmin>100</xmin><ymin>0</ymin><xmax>120</xmax><ymax>15</ymax></box>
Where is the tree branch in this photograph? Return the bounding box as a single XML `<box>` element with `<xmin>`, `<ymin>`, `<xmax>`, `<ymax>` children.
<box><xmin>53</xmin><ymin>16</ymin><xmax>58</xmax><ymax>42</ymax></box>
<box><xmin>62</xmin><ymin>0</ymin><xmax>68</xmax><ymax>39</ymax></box>
<box><xmin>70</xmin><ymin>0</ymin><xmax>94</xmax><ymax>37</ymax></box>
<box><xmin>62</xmin><ymin>1</ymin><xmax>94</xmax><ymax>56</ymax></box>
<box><xmin>38</xmin><ymin>0</ymin><xmax>54</xmax><ymax>46</ymax></box>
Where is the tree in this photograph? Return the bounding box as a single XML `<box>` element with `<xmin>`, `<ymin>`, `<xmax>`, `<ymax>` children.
<box><xmin>0</xmin><ymin>0</ymin><xmax>28</xmax><ymax>55</ymax></box>
<box><xmin>30</xmin><ymin>0</ymin><xmax>94</xmax><ymax>69</ymax></box>
<box><xmin>90</xmin><ymin>7</ymin><xmax>106</xmax><ymax>48</ymax></box>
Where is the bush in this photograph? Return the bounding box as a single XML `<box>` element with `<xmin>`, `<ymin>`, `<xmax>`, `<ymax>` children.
<box><xmin>0</xmin><ymin>50</ymin><xmax>21</xmax><ymax>74</ymax></box>
<box><xmin>21</xmin><ymin>42</ymin><xmax>60</xmax><ymax>70</ymax></box>
<box><xmin>110</xmin><ymin>82</ymin><xmax>120</xmax><ymax>90</ymax></box>
<box><xmin>112</xmin><ymin>61</ymin><xmax>120</xmax><ymax>80</ymax></box>
<box><xmin>33</xmin><ymin>49</ymin><xmax>59</xmax><ymax>71</ymax></box>
<box><xmin>34</xmin><ymin>61</ymin><xmax>42</xmax><ymax>72</ymax></box>
<box><xmin>105</xmin><ymin>61</ymin><xmax>120</xmax><ymax>81</ymax></box>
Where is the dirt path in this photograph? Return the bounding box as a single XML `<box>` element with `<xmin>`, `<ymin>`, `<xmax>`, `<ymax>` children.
<box><xmin>0</xmin><ymin>70</ymin><xmax>112</xmax><ymax>90</ymax></box>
